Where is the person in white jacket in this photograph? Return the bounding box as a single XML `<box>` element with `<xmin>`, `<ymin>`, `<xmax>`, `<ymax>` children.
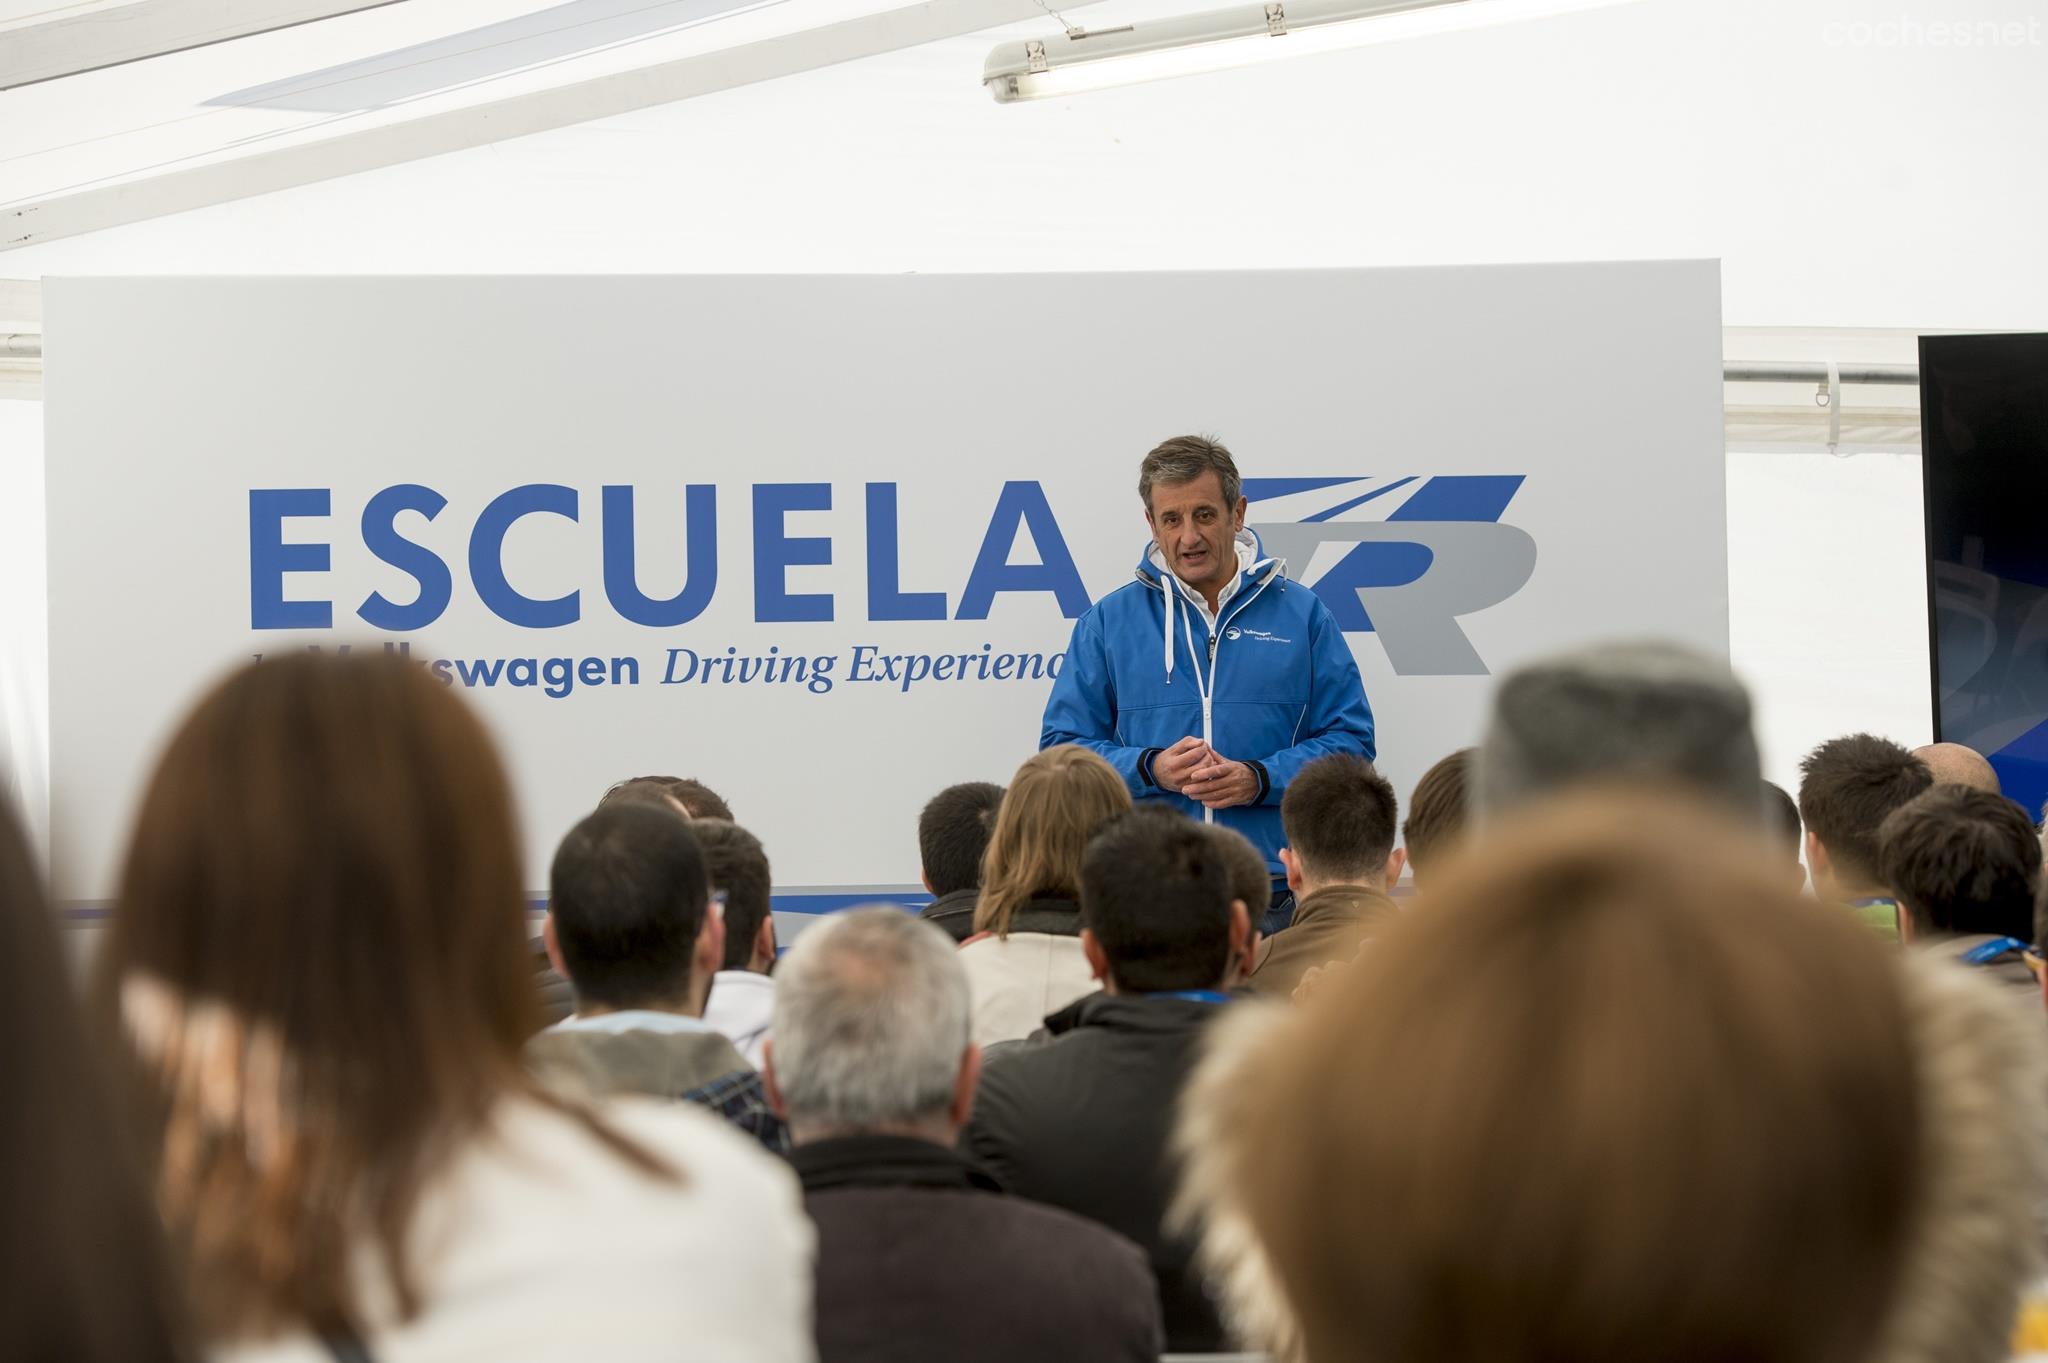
<box><xmin>957</xmin><ymin>747</ymin><xmax>1131</xmax><ymax>1046</ymax></box>
<box><xmin>100</xmin><ymin>652</ymin><xmax>814</xmax><ymax>1363</ymax></box>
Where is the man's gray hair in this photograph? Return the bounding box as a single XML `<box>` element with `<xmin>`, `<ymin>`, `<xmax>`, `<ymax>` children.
<box><xmin>770</xmin><ymin>907</ymin><xmax>970</xmax><ymax>1132</ymax></box>
<box><xmin>1139</xmin><ymin>434</ymin><xmax>1243</xmax><ymax>511</ymax></box>
<box><xmin>1476</xmin><ymin>640</ymin><xmax>1763</xmax><ymax>822</ymax></box>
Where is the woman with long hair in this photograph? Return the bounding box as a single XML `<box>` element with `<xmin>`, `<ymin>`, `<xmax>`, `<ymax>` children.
<box><xmin>98</xmin><ymin>652</ymin><xmax>812</xmax><ymax>1362</ymax></box>
<box><xmin>0</xmin><ymin>794</ymin><xmax>191</xmax><ymax>1362</ymax></box>
<box><xmin>958</xmin><ymin>745</ymin><xmax>1131</xmax><ymax>1044</ymax></box>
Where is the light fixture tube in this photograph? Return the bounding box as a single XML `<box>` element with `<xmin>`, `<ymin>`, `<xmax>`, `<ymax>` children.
<box><xmin>983</xmin><ymin>0</ymin><xmax>1469</xmax><ymax>103</ymax></box>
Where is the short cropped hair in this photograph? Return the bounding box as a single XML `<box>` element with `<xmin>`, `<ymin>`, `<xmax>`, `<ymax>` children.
<box><xmin>599</xmin><ymin>774</ymin><xmax>734</xmax><ymax>822</ymax></box>
<box><xmin>1205</xmin><ymin>822</ymin><xmax>1276</xmax><ymax>917</ymax></box>
<box><xmin>1402</xmin><ymin>748</ymin><xmax>1473</xmax><ymax>873</ymax></box>
<box><xmin>1139</xmin><ymin>434</ymin><xmax>1242</xmax><ymax>512</ymax></box>
<box><xmin>1081</xmin><ymin>811</ymin><xmax>1237</xmax><ymax>993</ymax></box>
<box><xmin>1478</xmin><ymin>642</ymin><xmax>1762</xmax><ymax>819</ymax></box>
<box><xmin>1799</xmin><ymin>735</ymin><xmax>1935</xmax><ymax>888</ymax></box>
<box><xmin>919</xmin><ymin>782</ymin><xmax>1005</xmax><ymax>897</ymax></box>
<box><xmin>1878</xmin><ymin>786</ymin><xmax>2041</xmax><ymax>942</ymax></box>
<box><xmin>691</xmin><ymin>819</ymin><xmax>772</xmax><ymax>972</ymax></box>
<box><xmin>548</xmin><ymin>803</ymin><xmax>709</xmax><ymax>1010</ymax></box>
<box><xmin>1763</xmin><ymin>780</ymin><xmax>1803</xmax><ymax>861</ymax></box>
<box><xmin>771</xmin><ymin>908</ymin><xmax>970</xmax><ymax>1133</ymax></box>
<box><xmin>1282</xmin><ymin>754</ymin><xmax>1398</xmax><ymax>883</ymax></box>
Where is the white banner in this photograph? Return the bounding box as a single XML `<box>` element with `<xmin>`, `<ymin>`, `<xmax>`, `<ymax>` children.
<box><xmin>44</xmin><ymin>266</ymin><xmax>1726</xmax><ymax>911</ymax></box>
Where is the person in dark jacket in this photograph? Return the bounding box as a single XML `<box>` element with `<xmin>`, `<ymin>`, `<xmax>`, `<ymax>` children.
<box><xmin>962</xmin><ymin>809</ymin><xmax>1262</xmax><ymax>1353</ymax></box>
<box><xmin>916</xmin><ymin>781</ymin><xmax>1005</xmax><ymax>942</ymax></box>
<box><xmin>765</xmin><ymin>907</ymin><xmax>1161</xmax><ymax>1363</ymax></box>
<box><xmin>1879</xmin><ymin>784</ymin><xmax>2044</xmax><ymax>995</ymax></box>
<box><xmin>1248</xmin><ymin>753</ymin><xmax>1404</xmax><ymax>999</ymax></box>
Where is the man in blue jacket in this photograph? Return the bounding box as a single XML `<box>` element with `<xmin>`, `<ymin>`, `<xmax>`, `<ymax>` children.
<box><xmin>1041</xmin><ymin>435</ymin><xmax>1376</xmax><ymax>933</ymax></box>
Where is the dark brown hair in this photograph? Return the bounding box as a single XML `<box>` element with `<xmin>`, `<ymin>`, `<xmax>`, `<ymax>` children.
<box><xmin>917</xmin><ymin>782</ymin><xmax>1004</xmax><ymax>898</ymax></box>
<box><xmin>1799</xmin><ymin>734</ymin><xmax>1934</xmax><ymax>889</ymax></box>
<box><xmin>0</xmin><ymin>797</ymin><xmax>192</xmax><ymax>1362</ymax></box>
<box><xmin>1281</xmin><ymin>754</ymin><xmax>1397</xmax><ymax>883</ymax></box>
<box><xmin>101</xmin><ymin>652</ymin><xmax>662</xmax><ymax>1344</ymax></box>
<box><xmin>599</xmin><ymin>775</ymin><xmax>733</xmax><ymax>822</ymax></box>
<box><xmin>1400</xmin><ymin>747</ymin><xmax>1473</xmax><ymax>875</ymax></box>
<box><xmin>1203</xmin><ymin>788</ymin><xmax>1920</xmax><ymax>1363</ymax></box>
<box><xmin>691</xmin><ymin>819</ymin><xmax>773</xmax><ymax>972</ymax></box>
<box><xmin>1878</xmin><ymin>785</ymin><xmax>2040</xmax><ymax>941</ymax></box>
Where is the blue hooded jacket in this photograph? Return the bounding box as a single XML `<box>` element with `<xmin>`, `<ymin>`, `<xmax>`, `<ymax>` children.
<box><xmin>1040</xmin><ymin>530</ymin><xmax>1377</xmax><ymax>875</ymax></box>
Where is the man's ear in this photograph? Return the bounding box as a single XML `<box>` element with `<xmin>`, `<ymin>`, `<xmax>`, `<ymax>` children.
<box><xmin>694</xmin><ymin>905</ymin><xmax>726</xmax><ymax>984</ymax></box>
<box><xmin>1226</xmin><ymin>898</ymin><xmax>1256</xmax><ymax>983</ymax></box>
<box><xmin>1278</xmin><ymin>846</ymin><xmax>1305</xmax><ymax>896</ymax></box>
<box><xmin>543</xmin><ymin>913</ymin><xmax>568</xmax><ymax>980</ymax></box>
<box><xmin>1231</xmin><ymin>496</ymin><xmax>1248</xmax><ymax>533</ymax></box>
<box><xmin>1383</xmin><ymin>846</ymin><xmax>1408</xmax><ymax>888</ymax></box>
<box><xmin>761</xmin><ymin>1039</ymin><xmax>789</xmax><ymax>1121</ymax></box>
<box><xmin>1081</xmin><ymin>928</ymin><xmax>1113</xmax><ymax>988</ymax></box>
<box><xmin>921</xmin><ymin>870</ymin><xmax>934</xmax><ymax>895</ymax></box>
<box><xmin>951</xmin><ymin>1043</ymin><xmax>983</xmax><ymax>1130</ymax></box>
<box><xmin>752</xmin><ymin>916</ymin><xmax>778</xmax><ymax>972</ymax></box>
<box><xmin>1805</xmin><ymin>831</ymin><xmax>1832</xmax><ymax>884</ymax></box>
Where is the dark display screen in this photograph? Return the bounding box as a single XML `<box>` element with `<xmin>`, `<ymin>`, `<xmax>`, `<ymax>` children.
<box><xmin>1923</xmin><ymin>333</ymin><xmax>2048</xmax><ymax>818</ymax></box>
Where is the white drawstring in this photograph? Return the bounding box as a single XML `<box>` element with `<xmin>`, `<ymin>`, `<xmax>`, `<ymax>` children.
<box><xmin>1162</xmin><ymin>580</ymin><xmax>1176</xmax><ymax>684</ymax></box>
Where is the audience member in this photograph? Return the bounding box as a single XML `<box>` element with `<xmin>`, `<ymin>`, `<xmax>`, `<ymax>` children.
<box><xmin>1914</xmin><ymin>742</ymin><xmax>2002</xmax><ymax>794</ymax></box>
<box><xmin>1879</xmin><ymin>785</ymin><xmax>2041</xmax><ymax>992</ymax></box>
<box><xmin>916</xmin><ymin>781</ymin><xmax>1005</xmax><ymax>942</ymax></box>
<box><xmin>695</xmin><ymin>819</ymin><xmax>777</xmax><ymax>1067</ymax></box>
<box><xmin>600</xmin><ymin>774</ymin><xmax>735</xmax><ymax>821</ymax></box>
<box><xmin>1801</xmin><ymin>733</ymin><xmax>1936</xmax><ymax>942</ymax></box>
<box><xmin>1400</xmin><ymin>746</ymin><xmax>1472</xmax><ymax>886</ymax></box>
<box><xmin>1176</xmin><ymin>788</ymin><xmax>2048</xmax><ymax>1363</ymax></box>
<box><xmin>1</xmin><ymin>797</ymin><xmax>190</xmax><ymax>1363</ymax></box>
<box><xmin>1476</xmin><ymin>641</ymin><xmax>1762</xmax><ymax>819</ymax></box>
<box><xmin>1763</xmin><ymin>779</ymin><xmax>1806</xmax><ymax>889</ymax></box>
<box><xmin>765</xmin><ymin>908</ymin><xmax>1163</xmax><ymax>1363</ymax></box>
<box><xmin>964</xmin><ymin>810</ymin><xmax>1259</xmax><ymax>1352</ymax></box>
<box><xmin>532</xmin><ymin>802</ymin><xmax>787</xmax><ymax>1151</ymax></box>
<box><xmin>1204</xmin><ymin>818</ymin><xmax>1278</xmax><ymax>942</ymax></box>
<box><xmin>958</xmin><ymin>747</ymin><xmax>1132</xmax><ymax>1045</ymax></box>
<box><xmin>101</xmin><ymin>654</ymin><xmax>811</xmax><ymax>1361</ymax></box>
<box><xmin>1248</xmin><ymin>754</ymin><xmax>1401</xmax><ymax>999</ymax></box>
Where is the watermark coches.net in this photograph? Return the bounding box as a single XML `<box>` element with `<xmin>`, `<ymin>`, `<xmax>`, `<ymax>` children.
<box><xmin>1824</xmin><ymin>16</ymin><xmax>2043</xmax><ymax>47</ymax></box>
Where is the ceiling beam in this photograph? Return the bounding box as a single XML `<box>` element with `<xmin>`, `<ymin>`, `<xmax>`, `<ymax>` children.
<box><xmin>2</xmin><ymin>0</ymin><xmax>1092</xmax><ymax>254</ymax></box>
<box><xmin>0</xmin><ymin>0</ymin><xmax>412</xmax><ymax>91</ymax></box>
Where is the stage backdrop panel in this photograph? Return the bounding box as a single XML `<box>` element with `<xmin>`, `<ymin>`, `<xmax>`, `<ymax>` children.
<box><xmin>44</xmin><ymin>267</ymin><xmax>1726</xmax><ymax>923</ymax></box>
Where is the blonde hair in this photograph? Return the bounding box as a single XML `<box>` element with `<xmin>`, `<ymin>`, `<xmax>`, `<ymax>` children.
<box><xmin>973</xmin><ymin>747</ymin><xmax>1132</xmax><ymax>937</ymax></box>
<box><xmin>1178</xmin><ymin>786</ymin><xmax>1923</xmax><ymax>1363</ymax></box>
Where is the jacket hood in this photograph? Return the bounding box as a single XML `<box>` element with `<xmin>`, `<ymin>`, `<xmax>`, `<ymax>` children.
<box><xmin>1136</xmin><ymin>526</ymin><xmax>1276</xmax><ymax>590</ymax></box>
<box><xmin>1170</xmin><ymin>956</ymin><xmax>2048</xmax><ymax>1363</ymax></box>
<box><xmin>1136</xmin><ymin>528</ymin><xmax>1282</xmax><ymax>690</ymax></box>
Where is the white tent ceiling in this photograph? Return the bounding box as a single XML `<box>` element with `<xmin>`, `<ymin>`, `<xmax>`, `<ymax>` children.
<box><xmin>1</xmin><ymin>0</ymin><xmax>2045</xmax><ymax>329</ymax></box>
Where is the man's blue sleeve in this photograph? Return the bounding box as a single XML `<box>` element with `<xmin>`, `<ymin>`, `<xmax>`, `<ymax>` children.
<box><xmin>1251</xmin><ymin>598</ymin><xmax>1376</xmax><ymax>804</ymax></box>
<box><xmin>1040</xmin><ymin>612</ymin><xmax>1154</xmax><ymax>796</ymax></box>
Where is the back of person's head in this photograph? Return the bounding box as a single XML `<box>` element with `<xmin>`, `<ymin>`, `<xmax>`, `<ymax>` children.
<box><xmin>1476</xmin><ymin>641</ymin><xmax>1762</xmax><ymax>820</ymax></box>
<box><xmin>690</xmin><ymin>819</ymin><xmax>773</xmax><ymax>973</ymax></box>
<box><xmin>1914</xmin><ymin>742</ymin><xmax>2002</xmax><ymax>794</ymax></box>
<box><xmin>919</xmin><ymin>781</ymin><xmax>1004</xmax><ymax>897</ymax></box>
<box><xmin>1799</xmin><ymin>734</ymin><xmax>1936</xmax><ymax>893</ymax></box>
<box><xmin>1205</xmin><ymin>819</ymin><xmax>1275</xmax><ymax>921</ymax></box>
<box><xmin>601</xmin><ymin>774</ymin><xmax>691</xmax><ymax>817</ymax></box>
<box><xmin>1401</xmin><ymin>747</ymin><xmax>1473</xmax><ymax>882</ymax></box>
<box><xmin>1878</xmin><ymin>785</ymin><xmax>2041</xmax><ymax>942</ymax></box>
<box><xmin>549</xmin><ymin>802</ymin><xmax>713</xmax><ymax>1010</ymax></box>
<box><xmin>767</xmin><ymin>908</ymin><xmax>972</xmax><ymax>1144</ymax></box>
<box><xmin>1</xmin><ymin>797</ymin><xmax>190</xmax><ymax>1363</ymax></box>
<box><xmin>1763</xmin><ymin>779</ymin><xmax>1806</xmax><ymax>887</ymax></box>
<box><xmin>975</xmin><ymin>746</ymin><xmax>1132</xmax><ymax>937</ymax></box>
<box><xmin>1080</xmin><ymin>810</ymin><xmax>1248</xmax><ymax>993</ymax></box>
<box><xmin>1178</xmin><ymin>788</ymin><xmax>1925</xmax><ymax>1363</ymax></box>
<box><xmin>599</xmin><ymin>774</ymin><xmax>733</xmax><ymax>822</ymax></box>
<box><xmin>1281</xmin><ymin>754</ymin><xmax>1398</xmax><ymax>887</ymax></box>
<box><xmin>103</xmin><ymin>652</ymin><xmax>564</xmax><ymax>1340</ymax></box>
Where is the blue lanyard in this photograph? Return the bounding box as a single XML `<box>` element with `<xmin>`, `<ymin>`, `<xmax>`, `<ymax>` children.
<box><xmin>1961</xmin><ymin>937</ymin><xmax>2031</xmax><ymax>966</ymax></box>
<box><xmin>1151</xmin><ymin>989</ymin><xmax>1232</xmax><ymax>1005</ymax></box>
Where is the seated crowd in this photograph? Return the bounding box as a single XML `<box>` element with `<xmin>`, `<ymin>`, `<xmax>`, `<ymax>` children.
<box><xmin>10</xmin><ymin>642</ymin><xmax>2048</xmax><ymax>1363</ymax></box>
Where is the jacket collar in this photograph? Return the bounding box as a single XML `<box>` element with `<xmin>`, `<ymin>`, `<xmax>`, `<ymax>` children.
<box><xmin>1289</xmin><ymin>882</ymin><xmax>1400</xmax><ymax>931</ymax></box>
<box><xmin>791</xmin><ymin>1133</ymin><xmax>1003</xmax><ymax>1195</ymax></box>
<box><xmin>1043</xmin><ymin>988</ymin><xmax>1232</xmax><ymax>1038</ymax></box>
<box><xmin>1135</xmin><ymin>527</ymin><xmax>1278</xmax><ymax>597</ymax></box>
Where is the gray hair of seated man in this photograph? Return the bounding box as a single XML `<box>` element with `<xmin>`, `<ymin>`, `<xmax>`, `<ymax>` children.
<box><xmin>770</xmin><ymin>907</ymin><xmax>970</xmax><ymax>1134</ymax></box>
<box><xmin>1476</xmin><ymin>640</ymin><xmax>1763</xmax><ymax>823</ymax></box>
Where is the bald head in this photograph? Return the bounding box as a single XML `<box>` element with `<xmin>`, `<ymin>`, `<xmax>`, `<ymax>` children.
<box><xmin>1912</xmin><ymin>743</ymin><xmax>2000</xmax><ymax>795</ymax></box>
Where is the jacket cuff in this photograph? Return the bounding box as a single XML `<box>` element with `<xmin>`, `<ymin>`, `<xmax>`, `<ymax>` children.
<box><xmin>1139</xmin><ymin>748</ymin><xmax>1165</xmax><ymax>789</ymax></box>
<box><xmin>1247</xmin><ymin>760</ymin><xmax>1272</xmax><ymax>805</ymax></box>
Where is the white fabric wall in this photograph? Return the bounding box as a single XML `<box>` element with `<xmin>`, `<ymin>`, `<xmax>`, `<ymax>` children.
<box><xmin>0</xmin><ymin>400</ymin><xmax>48</xmax><ymax>858</ymax></box>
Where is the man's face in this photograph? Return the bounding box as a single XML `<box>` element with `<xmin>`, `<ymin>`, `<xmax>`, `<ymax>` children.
<box><xmin>1146</xmin><ymin>472</ymin><xmax>1247</xmax><ymax>596</ymax></box>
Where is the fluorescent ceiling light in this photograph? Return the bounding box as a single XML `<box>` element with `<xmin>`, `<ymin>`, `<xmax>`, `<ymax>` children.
<box><xmin>984</xmin><ymin>0</ymin><xmax>1629</xmax><ymax>102</ymax></box>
